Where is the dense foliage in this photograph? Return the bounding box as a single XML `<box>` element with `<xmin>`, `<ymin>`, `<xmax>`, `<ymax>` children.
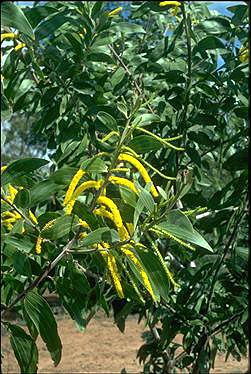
<box><xmin>1</xmin><ymin>1</ymin><xmax>248</xmax><ymax>373</ymax></box>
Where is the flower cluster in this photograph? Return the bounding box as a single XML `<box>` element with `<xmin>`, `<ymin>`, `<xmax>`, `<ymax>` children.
<box><xmin>35</xmin><ymin>219</ymin><xmax>56</xmax><ymax>254</ymax></box>
<box><xmin>118</xmin><ymin>153</ymin><xmax>159</xmax><ymax>197</ymax></box>
<box><xmin>239</xmin><ymin>46</ymin><xmax>249</xmax><ymax>63</ymax></box>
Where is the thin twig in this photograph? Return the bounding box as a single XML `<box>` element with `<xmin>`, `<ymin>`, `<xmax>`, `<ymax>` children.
<box><xmin>1</xmin><ymin>233</ymin><xmax>78</xmax><ymax>316</ymax></box>
<box><xmin>109</xmin><ymin>45</ymin><xmax>155</xmax><ymax>114</ymax></box>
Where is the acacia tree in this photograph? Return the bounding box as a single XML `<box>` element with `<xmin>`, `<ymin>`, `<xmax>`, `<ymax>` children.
<box><xmin>1</xmin><ymin>1</ymin><xmax>248</xmax><ymax>373</ymax></box>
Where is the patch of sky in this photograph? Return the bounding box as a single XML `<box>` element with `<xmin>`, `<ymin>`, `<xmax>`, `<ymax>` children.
<box><xmin>208</xmin><ymin>1</ymin><xmax>246</xmax><ymax>17</ymax></box>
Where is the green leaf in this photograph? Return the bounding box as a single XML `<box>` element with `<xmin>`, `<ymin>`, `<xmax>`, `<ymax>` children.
<box><xmin>34</xmin><ymin>11</ymin><xmax>71</xmax><ymax>39</ymax></box>
<box><xmin>227</xmin><ymin>4</ymin><xmax>248</xmax><ymax>26</ymax></box>
<box><xmin>1</xmin><ymin>94</ymin><xmax>12</xmax><ymax>121</ymax></box>
<box><xmin>29</xmin><ymin>180</ymin><xmax>60</xmax><ymax>207</ymax></box>
<box><xmin>81</xmin><ymin>157</ymin><xmax>108</xmax><ymax>173</ymax></box>
<box><xmin>1</xmin><ymin>158</ymin><xmax>48</xmax><ymax>186</ymax></box>
<box><xmin>81</xmin><ymin>227</ymin><xmax>119</xmax><ymax>247</ymax></box>
<box><xmin>88</xmin><ymin>52</ymin><xmax>115</xmax><ymax>64</ymax></box>
<box><xmin>128</xmin><ymin>135</ymin><xmax>163</xmax><ymax>154</ymax></box>
<box><xmin>13</xmin><ymin>252</ymin><xmax>32</xmax><ymax>277</ymax></box>
<box><xmin>1</xmin><ymin>2</ymin><xmax>34</xmax><ymax>40</ymax></box>
<box><xmin>158</xmin><ymin>210</ymin><xmax>213</xmax><ymax>251</ymax></box>
<box><xmin>7</xmin><ymin>323</ymin><xmax>38</xmax><ymax>374</ymax></box>
<box><xmin>136</xmin><ymin>113</ymin><xmax>160</xmax><ymax>127</ymax></box>
<box><xmin>111</xmin><ymin>22</ymin><xmax>146</xmax><ymax>34</ymax></box>
<box><xmin>56</xmin><ymin>261</ymin><xmax>90</xmax><ymax>331</ymax></box>
<box><xmin>193</xmin><ymin>36</ymin><xmax>225</xmax><ymax>54</ymax></box>
<box><xmin>97</xmin><ymin>111</ymin><xmax>117</xmax><ymax>131</ymax></box>
<box><xmin>4</xmin><ymin>234</ymin><xmax>34</xmax><ymax>253</ymax></box>
<box><xmin>48</xmin><ymin>167</ymin><xmax>78</xmax><ymax>185</ymax></box>
<box><xmin>110</xmin><ymin>67</ymin><xmax>125</xmax><ymax>88</ymax></box>
<box><xmin>13</xmin><ymin>189</ymin><xmax>30</xmax><ymax>209</ymax></box>
<box><xmin>24</xmin><ymin>291</ymin><xmax>62</xmax><ymax>366</ymax></box>
<box><xmin>134</xmin><ymin>185</ymin><xmax>155</xmax><ymax>230</ymax></box>
<box><xmin>223</xmin><ymin>149</ymin><xmax>248</xmax><ymax>171</ymax></box>
<box><xmin>41</xmin><ymin>215</ymin><xmax>78</xmax><ymax>240</ymax></box>
<box><xmin>198</xmin><ymin>17</ymin><xmax>231</xmax><ymax>34</ymax></box>
<box><xmin>23</xmin><ymin>5</ymin><xmax>58</xmax><ymax>28</ymax></box>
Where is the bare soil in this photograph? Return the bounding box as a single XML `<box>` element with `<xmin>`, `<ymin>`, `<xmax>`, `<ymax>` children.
<box><xmin>1</xmin><ymin>313</ymin><xmax>248</xmax><ymax>374</ymax></box>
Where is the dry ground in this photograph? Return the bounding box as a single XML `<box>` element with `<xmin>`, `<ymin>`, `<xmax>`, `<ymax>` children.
<box><xmin>1</xmin><ymin>313</ymin><xmax>248</xmax><ymax>373</ymax></box>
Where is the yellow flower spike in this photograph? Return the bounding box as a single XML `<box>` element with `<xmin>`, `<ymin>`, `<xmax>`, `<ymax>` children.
<box><xmin>97</xmin><ymin>196</ymin><xmax>123</xmax><ymax>228</ymax></box>
<box><xmin>137</xmin><ymin>127</ymin><xmax>185</xmax><ymax>151</ymax></box>
<box><xmin>72</xmin><ymin>180</ymin><xmax>104</xmax><ymax>201</ymax></box>
<box><xmin>94</xmin><ymin>206</ymin><xmax>129</xmax><ymax>241</ymax></box>
<box><xmin>1</xmin><ymin>217</ymin><xmax>18</xmax><ymax>224</ymax></box>
<box><xmin>108</xmin><ymin>7</ymin><xmax>123</xmax><ymax>17</ymax></box>
<box><xmin>118</xmin><ymin>225</ymin><xmax>130</xmax><ymax>241</ymax></box>
<box><xmin>239</xmin><ymin>46</ymin><xmax>249</xmax><ymax>63</ymax></box>
<box><xmin>150</xmin><ymin>227</ymin><xmax>195</xmax><ymax>251</ymax></box>
<box><xmin>94</xmin><ymin>206</ymin><xmax>114</xmax><ymax>221</ymax></box>
<box><xmin>118</xmin><ymin>153</ymin><xmax>159</xmax><ymax>198</ymax></box>
<box><xmin>41</xmin><ymin>219</ymin><xmax>56</xmax><ymax>232</ymax></box>
<box><xmin>79</xmin><ymin>232</ymin><xmax>88</xmax><ymax>239</ymax></box>
<box><xmin>151</xmin><ymin>240</ymin><xmax>179</xmax><ymax>288</ymax></box>
<box><xmin>64</xmin><ymin>169</ymin><xmax>85</xmax><ymax>206</ymax></box>
<box><xmin>8</xmin><ymin>185</ymin><xmax>18</xmax><ymax>203</ymax></box>
<box><xmin>35</xmin><ymin>219</ymin><xmax>56</xmax><ymax>255</ymax></box>
<box><xmin>1</xmin><ymin>211</ymin><xmax>17</xmax><ymax>219</ymax></box>
<box><xmin>100</xmin><ymin>131</ymin><xmax>119</xmax><ymax>143</ymax></box>
<box><xmin>122</xmin><ymin>146</ymin><xmax>176</xmax><ymax>181</ymax></box>
<box><xmin>1</xmin><ymin>32</ymin><xmax>18</xmax><ymax>42</ymax></box>
<box><xmin>126</xmin><ymin>222</ymin><xmax>134</xmax><ymax>236</ymax></box>
<box><xmin>122</xmin><ymin>247</ymin><xmax>156</xmax><ymax>302</ymax></box>
<box><xmin>170</xmin><ymin>6</ymin><xmax>179</xmax><ymax>16</ymax></box>
<box><xmin>107</xmin><ymin>253</ymin><xmax>124</xmax><ymax>298</ymax></box>
<box><xmin>79</xmin><ymin>219</ymin><xmax>90</xmax><ymax>229</ymax></box>
<box><xmin>14</xmin><ymin>211</ymin><xmax>21</xmax><ymax>219</ymax></box>
<box><xmin>6</xmin><ymin>222</ymin><xmax>14</xmax><ymax>231</ymax></box>
<box><xmin>14</xmin><ymin>43</ymin><xmax>26</xmax><ymax>52</ymax></box>
<box><xmin>159</xmin><ymin>1</ymin><xmax>181</xmax><ymax>7</ymax></box>
<box><xmin>66</xmin><ymin>180</ymin><xmax>103</xmax><ymax>215</ymax></box>
<box><xmin>1</xmin><ymin>165</ymin><xmax>7</xmax><ymax>172</ymax></box>
<box><xmin>35</xmin><ymin>235</ymin><xmax>43</xmax><ymax>254</ymax></box>
<box><xmin>29</xmin><ymin>210</ymin><xmax>38</xmax><ymax>225</ymax></box>
<box><xmin>111</xmin><ymin>167</ymin><xmax>131</xmax><ymax>173</ymax></box>
<box><xmin>108</xmin><ymin>176</ymin><xmax>138</xmax><ymax>195</ymax></box>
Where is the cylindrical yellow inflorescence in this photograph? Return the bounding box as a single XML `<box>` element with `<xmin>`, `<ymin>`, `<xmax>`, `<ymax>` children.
<box><xmin>1</xmin><ymin>33</ymin><xmax>18</xmax><ymax>42</ymax></box>
<box><xmin>159</xmin><ymin>1</ymin><xmax>181</xmax><ymax>7</ymax></box>
<box><xmin>35</xmin><ymin>219</ymin><xmax>56</xmax><ymax>254</ymax></box>
<box><xmin>118</xmin><ymin>153</ymin><xmax>158</xmax><ymax>197</ymax></box>
<box><xmin>14</xmin><ymin>43</ymin><xmax>26</xmax><ymax>52</ymax></box>
<box><xmin>108</xmin><ymin>175</ymin><xmax>138</xmax><ymax>194</ymax></box>
<box><xmin>64</xmin><ymin>169</ymin><xmax>85</xmax><ymax>205</ymax></box>
<box><xmin>122</xmin><ymin>247</ymin><xmax>156</xmax><ymax>302</ymax></box>
<box><xmin>108</xmin><ymin>7</ymin><xmax>123</xmax><ymax>17</ymax></box>
<box><xmin>35</xmin><ymin>235</ymin><xmax>43</xmax><ymax>254</ymax></box>
<box><xmin>94</xmin><ymin>206</ymin><xmax>129</xmax><ymax>241</ymax></box>
<box><xmin>8</xmin><ymin>185</ymin><xmax>18</xmax><ymax>203</ymax></box>
<box><xmin>96</xmin><ymin>196</ymin><xmax>123</xmax><ymax>228</ymax></box>
<box><xmin>107</xmin><ymin>253</ymin><xmax>124</xmax><ymax>298</ymax></box>
<box><xmin>65</xmin><ymin>180</ymin><xmax>103</xmax><ymax>215</ymax></box>
<box><xmin>29</xmin><ymin>210</ymin><xmax>38</xmax><ymax>225</ymax></box>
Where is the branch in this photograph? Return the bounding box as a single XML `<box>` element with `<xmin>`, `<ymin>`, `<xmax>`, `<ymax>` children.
<box><xmin>109</xmin><ymin>45</ymin><xmax>155</xmax><ymax>114</ymax></box>
<box><xmin>1</xmin><ymin>233</ymin><xmax>78</xmax><ymax>317</ymax></box>
<box><xmin>205</xmin><ymin>208</ymin><xmax>246</xmax><ymax>315</ymax></box>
